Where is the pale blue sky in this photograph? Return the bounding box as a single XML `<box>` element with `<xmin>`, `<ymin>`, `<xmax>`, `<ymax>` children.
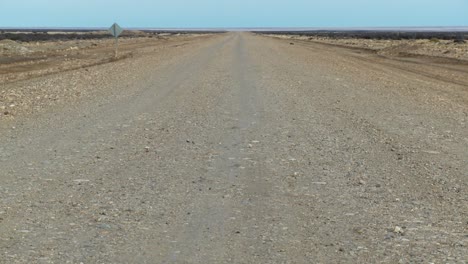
<box><xmin>1</xmin><ymin>0</ymin><xmax>467</xmax><ymax>28</ymax></box>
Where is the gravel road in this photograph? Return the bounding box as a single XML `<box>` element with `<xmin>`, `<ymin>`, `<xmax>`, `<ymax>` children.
<box><xmin>0</xmin><ymin>32</ymin><xmax>467</xmax><ymax>263</ymax></box>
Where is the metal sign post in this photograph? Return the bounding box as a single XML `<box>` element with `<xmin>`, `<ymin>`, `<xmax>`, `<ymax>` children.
<box><xmin>108</xmin><ymin>23</ymin><xmax>124</xmax><ymax>58</ymax></box>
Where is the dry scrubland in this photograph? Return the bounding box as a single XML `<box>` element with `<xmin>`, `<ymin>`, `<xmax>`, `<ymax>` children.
<box><xmin>0</xmin><ymin>31</ymin><xmax>193</xmax><ymax>83</ymax></box>
<box><xmin>265</xmin><ymin>34</ymin><xmax>468</xmax><ymax>61</ymax></box>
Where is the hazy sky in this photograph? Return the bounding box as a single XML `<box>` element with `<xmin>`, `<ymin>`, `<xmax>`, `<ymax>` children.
<box><xmin>1</xmin><ymin>0</ymin><xmax>467</xmax><ymax>28</ymax></box>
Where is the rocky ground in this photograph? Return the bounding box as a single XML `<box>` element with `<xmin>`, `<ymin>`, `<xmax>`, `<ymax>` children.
<box><xmin>0</xmin><ymin>32</ymin><xmax>214</xmax><ymax>120</ymax></box>
<box><xmin>265</xmin><ymin>34</ymin><xmax>468</xmax><ymax>61</ymax></box>
<box><xmin>0</xmin><ymin>32</ymin><xmax>467</xmax><ymax>263</ymax></box>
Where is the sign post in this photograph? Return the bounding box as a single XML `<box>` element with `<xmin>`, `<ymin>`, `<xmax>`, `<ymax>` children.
<box><xmin>108</xmin><ymin>23</ymin><xmax>124</xmax><ymax>58</ymax></box>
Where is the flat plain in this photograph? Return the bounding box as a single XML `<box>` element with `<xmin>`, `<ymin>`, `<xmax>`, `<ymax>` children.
<box><xmin>0</xmin><ymin>32</ymin><xmax>467</xmax><ymax>263</ymax></box>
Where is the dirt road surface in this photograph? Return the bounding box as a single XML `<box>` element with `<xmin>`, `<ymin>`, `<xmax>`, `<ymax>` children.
<box><xmin>0</xmin><ymin>33</ymin><xmax>467</xmax><ymax>263</ymax></box>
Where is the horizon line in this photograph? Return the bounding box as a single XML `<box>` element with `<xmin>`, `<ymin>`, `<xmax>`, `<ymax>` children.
<box><xmin>1</xmin><ymin>26</ymin><xmax>468</xmax><ymax>32</ymax></box>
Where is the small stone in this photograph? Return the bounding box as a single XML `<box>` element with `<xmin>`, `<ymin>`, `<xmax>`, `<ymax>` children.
<box><xmin>384</xmin><ymin>232</ymin><xmax>395</xmax><ymax>240</ymax></box>
<box><xmin>394</xmin><ymin>226</ymin><xmax>404</xmax><ymax>234</ymax></box>
<box><xmin>73</xmin><ymin>179</ymin><xmax>90</xmax><ymax>183</ymax></box>
<box><xmin>97</xmin><ymin>223</ymin><xmax>112</xmax><ymax>229</ymax></box>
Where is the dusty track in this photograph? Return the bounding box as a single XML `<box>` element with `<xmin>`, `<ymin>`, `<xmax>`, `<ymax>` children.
<box><xmin>0</xmin><ymin>33</ymin><xmax>467</xmax><ymax>263</ymax></box>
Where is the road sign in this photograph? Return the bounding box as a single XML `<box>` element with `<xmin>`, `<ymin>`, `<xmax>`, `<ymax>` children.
<box><xmin>108</xmin><ymin>23</ymin><xmax>124</xmax><ymax>58</ymax></box>
<box><xmin>109</xmin><ymin>23</ymin><xmax>123</xmax><ymax>38</ymax></box>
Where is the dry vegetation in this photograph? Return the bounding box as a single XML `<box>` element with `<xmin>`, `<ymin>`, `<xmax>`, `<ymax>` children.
<box><xmin>262</xmin><ymin>32</ymin><xmax>468</xmax><ymax>62</ymax></box>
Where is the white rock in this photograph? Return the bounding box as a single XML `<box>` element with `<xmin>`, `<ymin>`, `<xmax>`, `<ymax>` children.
<box><xmin>394</xmin><ymin>226</ymin><xmax>403</xmax><ymax>234</ymax></box>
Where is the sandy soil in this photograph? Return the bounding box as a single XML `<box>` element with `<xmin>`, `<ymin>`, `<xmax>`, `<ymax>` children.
<box><xmin>265</xmin><ymin>34</ymin><xmax>468</xmax><ymax>61</ymax></box>
<box><xmin>0</xmin><ymin>32</ymin><xmax>205</xmax><ymax>84</ymax></box>
<box><xmin>0</xmin><ymin>32</ymin><xmax>466</xmax><ymax>263</ymax></box>
<box><xmin>0</xmin><ymin>33</ymin><xmax>215</xmax><ymax>119</ymax></box>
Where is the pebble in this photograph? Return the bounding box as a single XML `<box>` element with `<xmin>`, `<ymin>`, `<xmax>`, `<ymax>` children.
<box><xmin>73</xmin><ymin>179</ymin><xmax>90</xmax><ymax>183</ymax></box>
<box><xmin>384</xmin><ymin>232</ymin><xmax>395</xmax><ymax>240</ymax></box>
<box><xmin>394</xmin><ymin>226</ymin><xmax>404</xmax><ymax>234</ymax></box>
<box><xmin>97</xmin><ymin>223</ymin><xmax>112</xmax><ymax>229</ymax></box>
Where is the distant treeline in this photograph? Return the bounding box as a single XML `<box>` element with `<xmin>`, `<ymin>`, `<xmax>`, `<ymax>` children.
<box><xmin>256</xmin><ymin>31</ymin><xmax>467</xmax><ymax>42</ymax></box>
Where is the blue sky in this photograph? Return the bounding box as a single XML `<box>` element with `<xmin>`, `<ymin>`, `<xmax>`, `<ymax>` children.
<box><xmin>1</xmin><ymin>0</ymin><xmax>467</xmax><ymax>28</ymax></box>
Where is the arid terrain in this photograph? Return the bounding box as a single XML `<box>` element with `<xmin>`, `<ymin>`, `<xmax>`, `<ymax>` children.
<box><xmin>0</xmin><ymin>32</ymin><xmax>467</xmax><ymax>263</ymax></box>
<box><xmin>0</xmin><ymin>32</ymin><xmax>210</xmax><ymax>118</ymax></box>
<box><xmin>264</xmin><ymin>33</ymin><xmax>468</xmax><ymax>61</ymax></box>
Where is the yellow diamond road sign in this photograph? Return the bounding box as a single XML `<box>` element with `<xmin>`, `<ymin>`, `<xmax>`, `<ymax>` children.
<box><xmin>109</xmin><ymin>23</ymin><xmax>123</xmax><ymax>38</ymax></box>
